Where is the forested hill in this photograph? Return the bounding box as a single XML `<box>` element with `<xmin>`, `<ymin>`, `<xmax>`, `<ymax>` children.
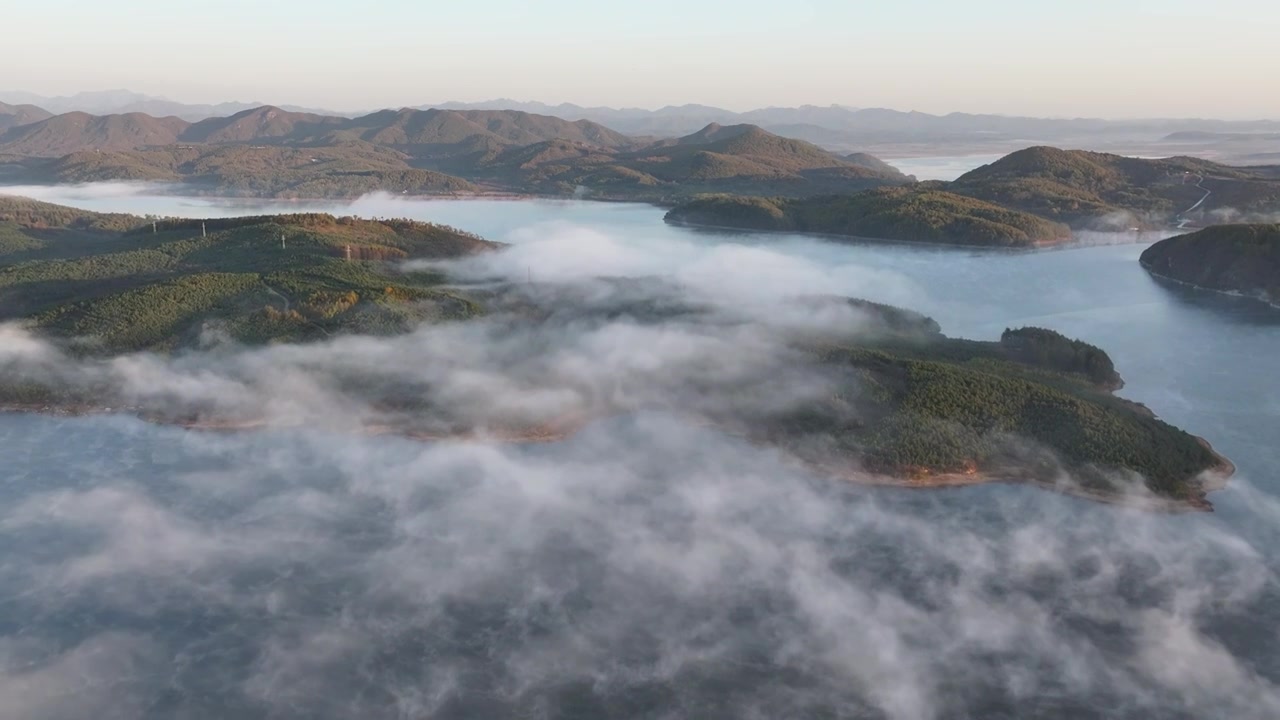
<box><xmin>950</xmin><ymin>147</ymin><xmax>1280</xmax><ymax>229</ymax></box>
<box><xmin>34</xmin><ymin>143</ymin><xmax>479</xmax><ymax>198</ymax></box>
<box><xmin>0</xmin><ymin>195</ymin><xmax>497</xmax><ymax>351</ymax></box>
<box><xmin>1140</xmin><ymin>223</ymin><xmax>1280</xmax><ymax>303</ymax></box>
<box><xmin>467</xmin><ymin>123</ymin><xmax>912</xmax><ymax>199</ymax></box>
<box><xmin>664</xmin><ymin>187</ymin><xmax>1071</xmax><ymax>247</ymax></box>
<box><xmin>785</xmin><ymin>321</ymin><xmax>1222</xmax><ymax>505</ymax></box>
<box><xmin>662</xmin><ymin>147</ymin><xmax>1280</xmax><ymax>240</ymax></box>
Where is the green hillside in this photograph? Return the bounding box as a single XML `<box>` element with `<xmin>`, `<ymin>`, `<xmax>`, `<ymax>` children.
<box><xmin>665</xmin><ymin>187</ymin><xmax>1071</xmax><ymax>247</ymax></box>
<box><xmin>951</xmin><ymin>147</ymin><xmax>1280</xmax><ymax>228</ymax></box>
<box><xmin>39</xmin><ymin>143</ymin><xmax>477</xmax><ymax>198</ymax></box>
<box><xmin>459</xmin><ymin>123</ymin><xmax>910</xmax><ymax>200</ymax></box>
<box><xmin>790</xmin><ymin>334</ymin><xmax>1219</xmax><ymax>502</ymax></box>
<box><xmin>0</xmin><ymin>196</ymin><xmax>496</xmax><ymax>351</ymax></box>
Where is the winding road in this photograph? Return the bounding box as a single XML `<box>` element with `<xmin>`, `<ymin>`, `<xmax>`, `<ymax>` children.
<box><xmin>1176</xmin><ymin>174</ymin><xmax>1212</xmax><ymax>229</ymax></box>
<box><xmin>264</xmin><ymin>284</ymin><xmax>291</xmax><ymax>313</ymax></box>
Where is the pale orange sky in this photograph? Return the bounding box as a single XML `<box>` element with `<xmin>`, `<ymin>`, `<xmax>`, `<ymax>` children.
<box><xmin>3</xmin><ymin>0</ymin><xmax>1278</xmax><ymax>118</ymax></box>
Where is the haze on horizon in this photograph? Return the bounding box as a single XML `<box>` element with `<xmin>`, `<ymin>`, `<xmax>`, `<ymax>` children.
<box><xmin>3</xmin><ymin>0</ymin><xmax>1279</xmax><ymax>120</ymax></box>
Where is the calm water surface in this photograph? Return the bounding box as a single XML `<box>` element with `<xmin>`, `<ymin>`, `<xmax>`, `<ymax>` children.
<box><xmin>881</xmin><ymin>153</ymin><xmax>1004</xmax><ymax>181</ymax></box>
<box><xmin>1</xmin><ymin>188</ymin><xmax>1278</xmax><ymax>719</ymax></box>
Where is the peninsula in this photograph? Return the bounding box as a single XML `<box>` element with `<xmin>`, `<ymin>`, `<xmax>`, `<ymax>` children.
<box><xmin>1140</xmin><ymin>223</ymin><xmax>1280</xmax><ymax>304</ymax></box>
<box><xmin>664</xmin><ymin>187</ymin><xmax>1072</xmax><ymax>247</ymax></box>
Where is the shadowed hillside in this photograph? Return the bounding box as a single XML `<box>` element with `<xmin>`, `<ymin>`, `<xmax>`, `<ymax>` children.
<box><xmin>0</xmin><ymin>111</ymin><xmax>190</xmax><ymax>155</ymax></box>
<box><xmin>665</xmin><ymin>187</ymin><xmax>1070</xmax><ymax>247</ymax></box>
<box><xmin>180</xmin><ymin>105</ymin><xmax>348</xmax><ymax>143</ymax></box>
<box><xmin>38</xmin><ymin>142</ymin><xmax>478</xmax><ymax>198</ymax></box>
<box><xmin>1140</xmin><ymin>223</ymin><xmax>1280</xmax><ymax>303</ymax></box>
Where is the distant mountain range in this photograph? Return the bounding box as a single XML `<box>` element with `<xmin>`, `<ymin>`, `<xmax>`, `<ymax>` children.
<box><xmin>0</xmin><ymin>105</ymin><xmax>638</xmax><ymax>157</ymax></box>
<box><xmin>5</xmin><ymin>91</ymin><xmax>1280</xmax><ymax>153</ymax></box>
<box><xmin>0</xmin><ymin>90</ymin><xmax>341</xmax><ymax>122</ymax></box>
<box><xmin>2</xmin><ymin>99</ymin><xmax>1277</xmax><ymax>230</ymax></box>
<box><xmin>0</xmin><ymin>105</ymin><xmax>910</xmax><ymax>201</ymax></box>
<box><xmin>428</xmin><ymin>101</ymin><xmax>1280</xmax><ymax>150</ymax></box>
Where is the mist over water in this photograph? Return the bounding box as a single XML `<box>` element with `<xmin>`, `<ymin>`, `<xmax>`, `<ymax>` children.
<box><xmin>2</xmin><ymin>188</ymin><xmax>1279</xmax><ymax>718</ymax></box>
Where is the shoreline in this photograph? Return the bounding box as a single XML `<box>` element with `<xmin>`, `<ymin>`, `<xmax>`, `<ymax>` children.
<box><xmin>662</xmin><ymin>217</ymin><xmax>1123</xmax><ymax>252</ymax></box>
<box><xmin>0</xmin><ymin>183</ymin><xmax>1186</xmax><ymax>251</ymax></box>
<box><xmin>812</xmin><ymin>448</ymin><xmax>1234</xmax><ymax>513</ymax></box>
<box><xmin>0</xmin><ymin>403</ymin><xmax>1234</xmax><ymax>513</ymax></box>
<box><xmin>0</xmin><ymin>182</ymin><xmax>666</xmax><ymax>209</ymax></box>
<box><xmin>1140</xmin><ymin>260</ymin><xmax>1280</xmax><ymax>310</ymax></box>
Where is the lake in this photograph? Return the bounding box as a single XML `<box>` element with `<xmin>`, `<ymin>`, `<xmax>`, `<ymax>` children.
<box><xmin>882</xmin><ymin>153</ymin><xmax>1006</xmax><ymax>181</ymax></box>
<box><xmin>1</xmin><ymin>187</ymin><xmax>1278</xmax><ymax>719</ymax></box>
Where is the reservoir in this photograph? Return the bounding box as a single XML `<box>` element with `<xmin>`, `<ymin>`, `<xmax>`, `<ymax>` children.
<box><xmin>2</xmin><ymin>187</ymin><xmax>1278</xmax><ymax>719</ymax></box>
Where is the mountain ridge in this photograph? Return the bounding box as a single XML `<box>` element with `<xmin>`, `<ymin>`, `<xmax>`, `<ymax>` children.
<box><xmin>6</xmin><ymin>91</ymin><xmax>1279</xmax><ymax>146</ymax></box>
<box><xmin>0</xmin><ymin>111</ymin><xmax>191</xmax><ymax>155</ymax></box>
<box><xmin>0</xmin><ymin>101</ymin><xmax>54</xmax><ymax>132</ymax></box>
<box><xmin>4</xmin><ymin>109</ymin><xmax>910</xmax><ymax>200</ymax></box>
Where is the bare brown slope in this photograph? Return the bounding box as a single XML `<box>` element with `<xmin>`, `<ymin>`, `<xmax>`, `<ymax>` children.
<box><xmin>0</xmin><ymin>111</ymin><xmax>190</xmax><ymax>156</ymax></box>
<box><xmin>626</xmin><ymin>124</ymin><xmax>908</xmax><ymax>187</ymax></box>
<box><xmin>470</xmin><ymin>124</ymin><xmax>907</xmax><ymax>198</ymax></box>
<box><xmin>451</xmin><ymin>109</ymin><xmax>634</xmax><ymax>147</ymax></box>
<box><xmin>180</xmin><ymin>105</ymin><xmax>346</xmax><ymax>143</ymax></box>
<box><xmin>341</xmin><ymin>108</ymin><xmax>503</xmax><ymax>148</ymax></box>
<box><xmin>0</xmin><ymin>101</ymin><xmax>53</xmax><ymax>131</ymax></box>
<box><xmin>332</xmin><ymin>108</ymin><xmax>634</xmax><ymax>151</ymax></box>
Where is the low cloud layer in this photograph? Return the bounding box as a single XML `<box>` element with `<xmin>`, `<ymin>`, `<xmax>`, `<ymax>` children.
<box><xmin>2</xmin><ymin>412</ymin><xmax>1277</xmax><ymax>719</ymax></box>
<box><xmin>0</xmin><ymin>218</ymin><xmax>1277</xmax><ymax>719</ymax></box>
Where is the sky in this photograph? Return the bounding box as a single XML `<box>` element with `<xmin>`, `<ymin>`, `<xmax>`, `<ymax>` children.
<box><xmin>3</xmin><ymin>0</ymin><xmax>1278</xmax><ymax>118</ymax></box>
